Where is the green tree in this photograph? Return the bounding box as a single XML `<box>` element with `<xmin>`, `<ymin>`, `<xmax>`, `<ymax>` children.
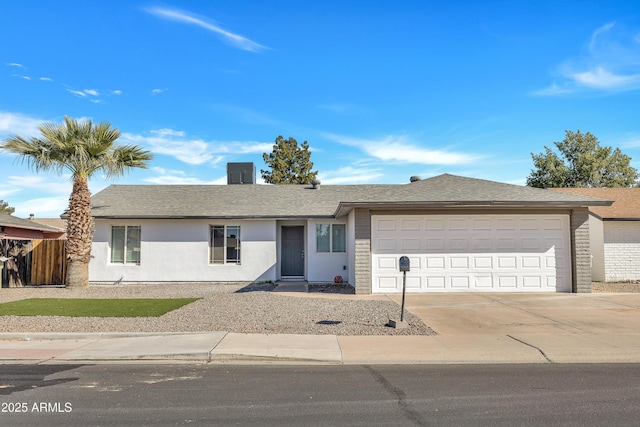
<box><xmin>261</xmin><ymin>135</ymin><xmax>318</xmax><ymax>184</ymax></box>
<box><xmin>0</xmin><ymin>200</ymin><xmax>15</xmax><ymax>214</ymax></box>
<box><xmin>526</xmin><ymin>130</ymin><xmax>639</xmax><ymax>188</ymax></box>
<box><xmin>1</xmin><ymin>116</ymin><xmax>153</xmax><ymax>288</ymax></box>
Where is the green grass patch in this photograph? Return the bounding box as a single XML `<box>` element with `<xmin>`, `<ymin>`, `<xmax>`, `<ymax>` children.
<box><xmin>0</xmin><ymin>298</ymin><xmax>201</xmax><ymax>317</ymax></box>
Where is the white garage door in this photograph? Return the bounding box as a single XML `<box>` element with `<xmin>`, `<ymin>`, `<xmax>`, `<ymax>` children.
<box><xmin>372</xmin><ymin>214</ymin><xmax>571</xmax><ymax>293</ymax></box>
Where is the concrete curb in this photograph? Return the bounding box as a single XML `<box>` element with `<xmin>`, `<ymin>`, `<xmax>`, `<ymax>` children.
<box><xmin>0</xmin><ymin>332</ymin><xmax>207</xmax><ymax>341</ymax></box>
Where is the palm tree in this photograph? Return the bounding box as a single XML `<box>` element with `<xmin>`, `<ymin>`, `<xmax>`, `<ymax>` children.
<box><xmin>1</xmin><ymin>116</ymin><xmax>153</xmax><ymax>288</ymax></box>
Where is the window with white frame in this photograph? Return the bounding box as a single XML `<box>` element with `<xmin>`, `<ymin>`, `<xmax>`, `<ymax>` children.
<box><xmin>316</xmin><ymin>224</ymin><xmax>346</xmax><ymax>253</ymax></box>
<box><xmin>210</xmin><ymin>225</ymin><xmax>241</xmax><ymax>264</ymax></box>
<box><xmin>110</xmin><ymin>225</ymin><xmax>141</xmax><ymax>264</ymax></box>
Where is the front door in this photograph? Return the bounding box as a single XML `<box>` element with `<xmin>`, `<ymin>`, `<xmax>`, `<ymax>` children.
<box><xmin>281</xmin><ymin>226</ymin><xmax>304</xmax><ymax>277</ymax></box>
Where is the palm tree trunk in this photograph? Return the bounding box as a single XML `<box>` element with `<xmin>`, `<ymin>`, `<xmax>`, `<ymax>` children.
<box><xmin>65</xmin><ymin>176</ymin><xmax>94</xmax><ymax>288</ymax></box>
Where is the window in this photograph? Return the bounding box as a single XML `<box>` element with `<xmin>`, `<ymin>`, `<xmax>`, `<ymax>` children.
<box><xmin>210</xmin><ymin>225</ymin><xmax>241</xmax><ymax>264</ymax></box>
<box><xmin>111</xmin><ymin>226</ymin><xmax>141</xmax><ymax>264</ymax></box>
<box><xmin>316</xmin><ymin>224</ymin><xmax>346</xmax><ymax>253</ymax></box>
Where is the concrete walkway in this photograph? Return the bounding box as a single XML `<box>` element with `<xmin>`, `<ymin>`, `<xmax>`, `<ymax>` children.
<box><xmin>2</xmin><ymin>292</ymin><xmax>640</xmax><ymax>364</ymax></box>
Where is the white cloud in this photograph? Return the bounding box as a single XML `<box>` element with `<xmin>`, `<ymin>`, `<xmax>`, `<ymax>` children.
<box><xmin>111</xmin><ymin>89</ymin><xmax>122</xmax><ymax>95</ymax></box>
<box><xmin>151</xmin><ymin>88</ymin><xmax>167</xmax><ymax>95</ymax></box>
<box><xmin>7</xmin><ymin>175</ymin><xmax>71</xmax><ymax>196</ymax></box>
<box><xmin>67</xmin><ymin>89</ymin><xmax>87</xmax><ymax>97</ymax></box>
<box><xmin>7</xmin><ymin>63</ymin><xmax>25</xmax><ymax>69</ymax></box>
<box><xmin>317</xmin><ymin>166</ymin><xmax>384</xmax><ymax>184</ymax></box>
<box><xmin>11</xmin><ymin>197</ymin><xmax>68</xmax><ymax>218</ymax></box>
<box><xmin>144</xmin><ymin>167</ymin><xmax>217</xmax><ymax>184</ymax></box>
<box><xmin>0</xmin><ymin>185</ymin><xmax>20</xmax><ymax>198</ymax></box>
<box><xmin>570</xmin><ymin>67</ymin><xmax>640</xmax><ymax>89</ymax></box>
<box><xmin>0</xmin><ymin>111</ymin><xmax>44</xmax><ymax>138</ymax></box>
<box><xmin>324</xmin><ymin>133</ymin><xmax>479</xmax><ymax>165</ymax></box>
<box><xmin>531</xmin><ymin>83</ymin><xmax>575</xmax><ymax>96</ymax></box>
<box><xmin>39</xmin><ymin>77</ymin><xmax>53</xmax><ymax>82</ymax></box>
<box><xmin>121</xmin><ymin>129</ymin><xmax>270</xmax><ymax>166</ymax></box>
<box><xmin>146</xmin><ymin>7</ymin><xmax>268</xmax><ymax>53</ymax></box>
<box><xmin>1</xmin><ymin>175</ymin><xmax>71</xmax><ymax>218</ymax></box>
<box><xmin>536</xmin><ymin>22</ymin><xmax>640</xmax><ymax>95</ymax></box>
<box><xmin>67</xmin><ymin>88</ymin><xmax>101</xmax><ymax>98</ymax></box>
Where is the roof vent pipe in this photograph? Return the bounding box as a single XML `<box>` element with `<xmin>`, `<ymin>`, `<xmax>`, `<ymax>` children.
<box><xmin>311</xmin><ymin>179</ymin><xmax>321</xmax><ymax>189</ymax></box>
<box><xmin>410</xmin><ymin>176</ymin><xmax>422</xmax><ymax>182</ymax></box>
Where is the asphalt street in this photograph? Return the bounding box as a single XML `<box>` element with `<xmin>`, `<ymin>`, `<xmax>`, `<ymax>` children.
<box><xmin>2</xmin><ymin>363</ymin><xmax>640</xmax><ymax>426</ymax></box>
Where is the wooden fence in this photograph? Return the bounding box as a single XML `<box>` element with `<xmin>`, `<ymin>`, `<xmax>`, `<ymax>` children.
<box><xmin>0</xmin><ymin>239</ymin><xmax>66</xmax><ymax>287</ymax></box>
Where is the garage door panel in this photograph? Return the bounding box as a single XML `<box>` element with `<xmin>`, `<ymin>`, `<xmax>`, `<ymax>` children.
<box><xmin>372</xmin><ymin>214</ymin><xmax>571</xmax><ymax>293</ymax></box>
<box><xmin>449</xmin><ymin>219</ymin><xmax>468</xmax><ymax>230</ymax></box>
<box><xmin>401</xmin><ymin>219</ymin><xmax>420</xmax><ymax>231</ymax></box>
<box><xmin>450</xmin><ymin>239</ymin><xmax>468</xmax><ymax>250</ymax></box>
<box><xmin>498</xmin><ymin>276</ymin><xmax>518</xmax><ymax>288</ymax></box>
<box><xmin>473</xmin><ymin>238</ymin><xmax>492</xmax><ymax>250</ymax></box>
<box><xmin>406</xmin><ymin>276</ymin><xmax>422</xmax><ymax>289</ymax></box>
<box><xmin>377</xmin><ymin>256</ymin><xmax>396</xmax><ymax>270</ymax></box>
<box><xmin>523</xmin><ymin>276</ymin><xmax>542</xmax><ymax>288</ymax></box>
<box><xmin>521</xmin><ymin>238</ymin><xmax>540</xmax><ymax>250</ymax></box>
<box><xmin>426</xmin><ymin>219</ymin><xmax>444</xmax><ymax>230</ymax></box>
<box><xmin>426</xmin><ymin>276</ymin><xmax>446</xmax><ymax>288</ymax></box>
<box><xmin>474</xmin><ymin>257</ymin><xmax>493</xmax><ymax>269</ymax></box>
<box><xmin>402</xmin><ymin>239</ymin><xmax>420</xmax><ymax>250</ymax></box>
<box><xmin>377</xmin><ymin>239</ymin><xmax>396</xmax><ymax>251</ymax></box>
<box><xmin>497</xmin><ymin>256</ymin><xmax>517</xmax><ymax>269</ymax></box>
<box><xmin>378</xmin><ymin>277</ymin><xmax>398</xmax><ymax>290</ymax></box>
<box><xmin>543</xmin><ymin>218</ymin><xmax>564</xmax><ymax>229</ymax></box>
<box><xmin>426</xmin><ymin>257</ymin><xmax>445</xmax><ymax>269</ymax></box>
<box><xmin>426</xmin><ymin>239</ymin><xmax>444</xmax><ymax>251</ymax></box>
<box><xmin>522</xmin><ymin>256</ymin><xmax>541</xmax><ymax>268</ymax></box>
<box><xmin>472</xmin><ymin>219</ymin><xmax>492</xmax><ymax>230</ymax></box>
<box><xmin>496</xmin><ymin>218</ymin><xmax>517</xmax><ymax>230</ymax></box>
<box><xmin>475</xmin><ymin>275</ymin><xmax>493</xmax><ymax>288</ymax></box>
<box><xmin>497</xmin><ymin>238</ymin><xmax>517</xmax><ymax>250</ymax></box>
<box><xmin>451</xmin><ymin>277</ymin><xmax>470</xmax><ymax>288</ymax></box>
<box><xmin>408</xmin><ymin>257</ymin><xmax>421</xmax><ymax>269</ymax></box>
<box><xmin>520</xmin><ymin>218</ymin><xmax>540</xmax><ymax>230</ymax></box>
<box><xmin>377</xmin><ymin>219</ymin><xmax>396</xmax><ymax>231</ymax></box>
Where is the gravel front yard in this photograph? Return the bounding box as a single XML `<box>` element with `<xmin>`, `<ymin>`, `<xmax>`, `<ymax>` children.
<box><xmin>0</xmin><ymin>283</ymin><xmax>435</xmax><ymax>336</ymax></box>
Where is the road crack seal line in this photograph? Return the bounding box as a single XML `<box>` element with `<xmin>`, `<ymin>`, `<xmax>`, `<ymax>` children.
<box><xmin>363</xmin><ymin>365</ymin><xmax>429</xmax><ymax>427</ymax></box>
<box><xmin>507</xmin><ymin>335</ymin><xmax>554</xmax><ymax>363</ymax></box>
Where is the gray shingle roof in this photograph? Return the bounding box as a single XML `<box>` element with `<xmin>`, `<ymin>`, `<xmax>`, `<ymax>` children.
<box><xmin>90</xmin><ymin>173</ymin><xmax>612</xmax><ymax>219</ymax></box>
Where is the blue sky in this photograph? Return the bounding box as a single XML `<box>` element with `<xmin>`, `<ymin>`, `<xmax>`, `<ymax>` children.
<box><xmin>2</xmin><ymin>1</ymin><xmax>640</xmax><ymax>218</ymax></box>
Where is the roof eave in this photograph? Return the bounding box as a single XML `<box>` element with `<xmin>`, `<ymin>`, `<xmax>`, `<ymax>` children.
<box><xmin>333</xmin><ymin>200</ymin><xmax>612</xmax><ymax>217</ymax></box>
<box><xmin>91</xmin><ymin>215</ymin><xmax>335</xmax><ymax>220</ymax></box>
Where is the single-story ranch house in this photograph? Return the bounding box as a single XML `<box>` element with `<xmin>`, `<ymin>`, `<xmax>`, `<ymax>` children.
<box><xmin>89</xmin><ymin>167</ymin><xmax>611</xmax><ymax>294</ymax></box>
<box><xmin>551</xmin><ymin>188</ymin><xmax>640</xmax><ymax>282</ymax></box>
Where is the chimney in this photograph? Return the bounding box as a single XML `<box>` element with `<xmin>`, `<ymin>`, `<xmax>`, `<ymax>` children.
<box><xmin>227</xmin><ymin>162</ymin><xmax>256</xmax><ymax>185</ymax></box>
<box><xmin>29</xmin><ymin>213</ymin><xmax>35</xmax><ymax>220</ymax></box>
<box><xmin>311</xmin><ymin>179</ymin><xmax>321</xmax><ymax>189</ymax></box>
<box><xmin>410</xmin><ymin>176</ymin><xmax>422</xmax><ymax>182</ymax></box>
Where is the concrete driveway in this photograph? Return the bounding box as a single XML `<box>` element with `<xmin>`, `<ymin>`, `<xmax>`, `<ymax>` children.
<box><xmin>341</xmin><ymin>292</ymin><xmax>640</xmax><ymax>364</ymax></box>
<box><xmin>385</xmin><ymin>292</ymin><xmax>640</xmax><ymax>336</ymax></box>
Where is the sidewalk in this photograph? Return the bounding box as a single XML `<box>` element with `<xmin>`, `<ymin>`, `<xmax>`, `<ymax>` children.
<box><xmin>1</xmin><ymin>292</ymin><xmax>640</xmax><ymax>364</ymax></box>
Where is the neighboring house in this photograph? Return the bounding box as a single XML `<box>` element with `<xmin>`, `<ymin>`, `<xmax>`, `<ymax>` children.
<box><xmin>551</xmin><ymin>188</ymin><xmax>640</xmax><ymax>282</ymax></box>
<box><xmin>89</xmin><ymin>169</ymin><xmax>611</xmax><ymax>294</ymax></box>
<box><xmin>0</xmin><ymin>214</ymin><xmax>65</xmax><ymax>240</ymax></box>
<box><xmin>1</xmin><ymin>214</ymin><xmax>66</xmax><ymax>287</ymax></box>
<box><xmin>28</xmin><ymin>215</ymin><xmax>68</xmax><ymax>240</ymax></box>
